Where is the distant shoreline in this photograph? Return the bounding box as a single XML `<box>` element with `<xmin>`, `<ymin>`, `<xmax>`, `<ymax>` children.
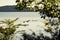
<box><xmin>0</xmin><ymin>5</ymin><xmax>36</xmax><ymax>12</ymax></box>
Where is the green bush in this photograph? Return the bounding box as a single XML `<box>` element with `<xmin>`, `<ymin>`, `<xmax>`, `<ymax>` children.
<box><xmin>0</xmin><ymin>18</ymin><xmax>28</xmax><ymax>40</ymax></box>
<box><xmin>16</xmin><ymin>0</ymin><xmax>60</xmax><ymax>17</ymax></box>
<box><xmin>16</xmin><ymin>0</ymin><xmax>43</xmax><ymax>10</ymax></box>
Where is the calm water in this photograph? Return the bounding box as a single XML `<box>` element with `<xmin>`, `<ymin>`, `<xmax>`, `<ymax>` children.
<box><xmin>0</xmin><ymin>12</ymin><xmax>40</xmax><ymax>23</ymax></box>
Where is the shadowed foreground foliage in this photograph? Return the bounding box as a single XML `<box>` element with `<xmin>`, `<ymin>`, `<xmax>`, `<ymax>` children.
<box><xmin>21</xmin><ymin>28</ymin><xmax>60</xmax><ymax>40</ymax></box>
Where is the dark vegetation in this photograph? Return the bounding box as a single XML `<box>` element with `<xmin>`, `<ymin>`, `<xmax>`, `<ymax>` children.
<box><xmin>21</xmin><ymin>29</ymin><xmax>60</xmax><ymax>40</ymax></box>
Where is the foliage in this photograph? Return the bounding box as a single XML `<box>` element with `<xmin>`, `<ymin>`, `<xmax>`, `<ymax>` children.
<box><xmin>16</xmin><ymin>0</ymin><xmax>60</xmax><ymax>17</ymax></box>
<box><xmin>0</xmin><ymin>18</ymin><xmax>28</xmax><ymax>40</ymax></box>
<box><xmin>16</xmin><ymin>0</ymin><xmax>43</xmax><ymax>10</ymax></box>
<box><xmin>41</xmin><ymin>0</ymin><xmax>60</xmax><ymax>18</ymax></box>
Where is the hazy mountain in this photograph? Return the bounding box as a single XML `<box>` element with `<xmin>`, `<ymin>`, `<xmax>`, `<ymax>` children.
<box><xmin>0</xmin><ymin>5</ymin><xmax>35</xmax><ymax>12</ymax></box>
<box><xmin>0</xmin><ymin>5</ymin><xmax>19</xmax><ymax>12</ymax></box>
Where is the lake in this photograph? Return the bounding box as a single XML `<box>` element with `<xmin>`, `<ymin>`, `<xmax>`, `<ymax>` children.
<box><xmin>0</xmin><ymin>12</ymin><xmax>40</xmax><ymax>23</ymax></box>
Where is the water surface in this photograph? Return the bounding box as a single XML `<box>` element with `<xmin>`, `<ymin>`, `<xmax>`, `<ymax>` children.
<box><xmin>0</xmin><ymin>12</ymin><xmax>40</xmax><ymax>23</ymax></box>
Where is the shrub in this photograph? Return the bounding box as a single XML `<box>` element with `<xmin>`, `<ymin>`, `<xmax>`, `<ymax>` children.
<box><xmin>16</xmin><ymin>0</ymin><xmax>60</xmax><ymax>18</ymax></box>
<box><xmin>0</xmin><ymin>18</ymin><xmax>28</xmax><ymax>40</ymax></box>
